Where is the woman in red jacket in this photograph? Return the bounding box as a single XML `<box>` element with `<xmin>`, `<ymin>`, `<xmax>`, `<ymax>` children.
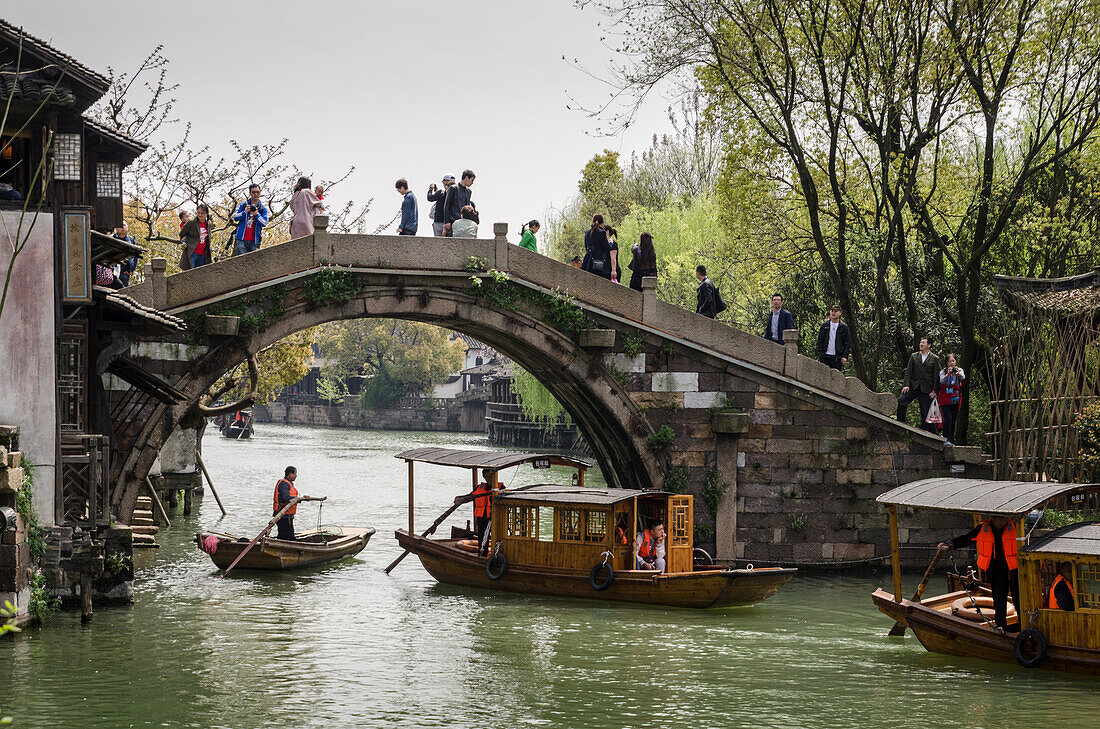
<box><xmin>937</xmin><ymin>353</ymin><xmax>966</xmax><ymax>445</ymax></box>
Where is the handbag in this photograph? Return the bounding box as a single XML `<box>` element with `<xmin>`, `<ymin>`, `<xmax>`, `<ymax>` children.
<box><xmin>926</xmin><ymin>398</ymin><xmax>943</xmax><ymax>425</ymax></box>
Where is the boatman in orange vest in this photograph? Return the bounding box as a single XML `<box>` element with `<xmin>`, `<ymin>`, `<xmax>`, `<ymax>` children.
<box><xmin>274</xmin><ymin>466</ymin><xmax>302</xmax><ymax>541</ymax></box>
<box><xmin>1049</xmin><ymin>561</ymin><xmax>1076</xmax><ymax>611</ymax></box>
<box><xmin>471</xmin><ymin>473</ymin><xmax>493</xmax><ymax>550</ymax></box>
<box><xmin>939</xmin><ymin>515</ymin><xmax>1021</xmax><ymax>631</ymax></box>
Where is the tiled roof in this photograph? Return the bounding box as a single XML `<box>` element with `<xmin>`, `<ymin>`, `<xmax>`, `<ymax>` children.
<box><xmin>0</xmin><ymin>17</ymin><xmax>109</xmax><ymax>94</ymax></box>
<box><xmin>994</xmin><ymin>270</ymin><xmax>1100</xmax><ymax>315</ymax></box>
<box><xmin>83</xmin><ymin>117</ymin><xmax>148</xmax><ymax>159</ymax></box>
<box><xmin>94</xmin><ymin>286</ymin><xmax>186</xmax><ymax>332</ymax></box>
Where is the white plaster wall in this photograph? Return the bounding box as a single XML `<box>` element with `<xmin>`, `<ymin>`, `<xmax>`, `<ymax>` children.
<box><xmin>0</xmin><ymin>211</ymin><xmax>56</xmax><ymax>525</ymax></box>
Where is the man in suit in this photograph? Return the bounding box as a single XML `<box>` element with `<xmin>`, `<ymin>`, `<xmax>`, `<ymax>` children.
<box><xmin>816</xmin><ymin>305</ymin><xmax>850</xmax><ymax>370</ymax></box>
<box><xmin>763</xmin><ymin>293</ymin><xmax>795</xmax><ymax>345</ymax></box>
<box><xmin>898</xmin><ymin>336</ymin><xmax>941</xmax><ymax>432</ymax></box>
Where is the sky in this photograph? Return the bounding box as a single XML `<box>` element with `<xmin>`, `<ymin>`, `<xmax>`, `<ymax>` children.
<box><xmin>7</xmin><ymin>1</ymin><xmax>676</xmax><ymax>240</ymax></box>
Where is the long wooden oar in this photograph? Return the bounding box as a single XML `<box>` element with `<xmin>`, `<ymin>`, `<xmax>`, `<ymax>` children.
<box><xmin>383</xmin><ymin>495</ymin><xmax>474</xmax><ymax>574</ymax></box>
<box><xmin>888</xmin><ymin>545</ymin><xmax>947</xmax><ymax>636</ymax></box>
<box><xmin>195</xmin><ymin>450</ymin><xmax>228</xmax><ymax>517</ymax></box>
<box><xmin>220</xmin><ymin>495</ymin><xmax>325</xmax><ymax>577</ymax></box>
<box><xmin>383</xmin><ymin>483</ymin><xmax>548</xmax><ymax>574</ymax></box>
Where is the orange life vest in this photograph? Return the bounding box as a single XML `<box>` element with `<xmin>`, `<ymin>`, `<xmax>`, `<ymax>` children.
<box><xmin>616</xmin><ymin>526</ymin><xmax>628</xmax><ymax>545</ymax></box>
<box><xmin>1049</xmin><ymin>573</ymin><xmax>1075</xmax><ymax>609</ymax></box>
<box><xmin>974</xmin><ymin>521</ymin><xmax>1017</xmax><ymax>571</ymax></box>
<box><xmin>273</xmin><ymin>478</ymin><xmax>298</xmax><ymax>516</ymax></box>
<box><xmin>637</xmin><ymin>529</ymin><xmax>656</xmax><ymax>560</ymax></box>
<box><xmin>471</xmin><ymin>482</ymin><xmax>492</xmax><ymax>519</ymax></box>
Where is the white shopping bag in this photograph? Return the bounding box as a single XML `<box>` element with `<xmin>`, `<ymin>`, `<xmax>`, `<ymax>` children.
<box><xmin>926</xmin><ymin>398</ymin><xmax>943</xmax><ymax>425</ymax></box>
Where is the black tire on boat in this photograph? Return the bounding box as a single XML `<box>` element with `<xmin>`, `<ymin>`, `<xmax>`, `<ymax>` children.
<box><xmin>486</xmin><ymin>552</ymin><xmax>508</xmax><ymax>580</ymax></box>
<box><xmin>1014</xmin><ymin>628</ymin><xmax>1048</xmax><ymax>668</ymax></box>
<box><xmin>590</xmin><ymin>562</ymin><xmax>614</xmax><ymax>591</ymax></box>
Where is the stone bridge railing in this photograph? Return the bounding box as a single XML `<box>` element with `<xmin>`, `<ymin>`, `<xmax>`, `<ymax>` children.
<box><xmin>128</xmin><ymin>217</ymin><xmax>899</xmax><ymax>423</ymax></box>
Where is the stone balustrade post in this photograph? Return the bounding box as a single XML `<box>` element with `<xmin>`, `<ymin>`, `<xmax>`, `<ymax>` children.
<box><xmin>494</xmin><ymin>222</ymin><xmax>509</xmax><ymax>271</ymax></box>
<box><xmin>145</xmin><ymin>257</ymin><xmax>168</xmax><ymax>310</ymax></box>
<box><xmin>782</xmin><ymin>328</ymin><xmax>799</xmax><ymax>377</ymax></box>
<box><xmin>641</xmin><ymin>276</ymin><xmax>658</xmax><ymax>322</ymax></box>
<box><xmin>313</xmin><ymin>214</ymin><xmax>330</xmax><ymax>264</ymax></box>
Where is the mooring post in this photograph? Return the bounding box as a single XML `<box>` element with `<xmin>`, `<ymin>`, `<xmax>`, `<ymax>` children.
<box><xmin>80</xmin><ymin>573</ymin><xmax>93</xmax><ymax>623</ymax></box>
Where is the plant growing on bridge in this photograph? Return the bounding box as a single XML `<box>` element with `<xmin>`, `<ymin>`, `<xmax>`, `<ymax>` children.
<box><xmin>622</xmin><ymin>332</ymin><xmax>646</xmax><ymax>359</ymax></box>
<box><xmin>701</xmin><ymin>467</ymin><xmax>729</xmax><ymax>518</ymax></box>
<box><xmin>663</xmin><ymin>461</ymin><xmax>689</xmax><ymax>493</ymax></box>
<box><xmin>647</xmin><ymin>424</ymin><xmax>676</xmax><ymax>453</ymax></box>
<box><xmin>305</xmin><ymin>268</ymin><xmax>364</xmax><ymax>308</ymax></box>
<box><xmin>463</xmin><ymin>256</ymin><xmax>488</xmax><ymax>273</ymax></box>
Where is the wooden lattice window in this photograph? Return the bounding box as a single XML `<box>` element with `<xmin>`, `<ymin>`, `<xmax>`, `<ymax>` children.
<box><xmin>1077</xmin><ymin>563</ymin><xmax>1100</xmax><ymax>610</ymax></box>
<box><xmin>585</xmin><ymin>510</ymin><xmax>608</xmax><ymax>543</ymax></box>
<box><xmin>96</xmin><ymin>161</ymin><xmax>121</xmax><ymax>197</ymax></box>
<box><xmin>53</xmin><ymin>133</ymin><xmax>81</xmax><ymax>180</ymax></box>
<box><xmin>558</xmin><ymin>508</ymin><xmax>582</xmax><ymax>542</ymax></box>
<box><xmin>506</xmin><ymin>506</ymin><xmax>537</xmax><ymax>539</ymax></box>
<box><xmin>58</xmin><ymin>326</ymin><xmax>87</xmax><ymax>433</ymax></box>
<box><xmin>670</xmin><ymin>501</ymin><xmax>691</xmax><ymax>547</ymax></box>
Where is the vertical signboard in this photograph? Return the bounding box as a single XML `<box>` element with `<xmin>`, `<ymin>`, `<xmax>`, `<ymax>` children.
<box><xmin>62</xmin><ymin>209</ymin><xmax>91</xmax><ymax>303</ymax></box>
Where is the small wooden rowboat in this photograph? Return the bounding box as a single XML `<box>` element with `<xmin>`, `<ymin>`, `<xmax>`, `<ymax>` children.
<box><xmin>196</xmin><ymin>527</ymin><xmax>375</xmax><ymax>571</ymax></box>
<box><xmin>391</xmin><ymin>448</ymin><xmax>795</xmax><ymax>608</ymax></box>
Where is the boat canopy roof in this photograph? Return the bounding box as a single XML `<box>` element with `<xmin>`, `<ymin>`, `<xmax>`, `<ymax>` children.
<box><xmin>877</xmin><ymin>478</ymin><xmax>1100</xmax><ymax>516</ymax></box>
<box><xmin>1026</xmin><ymin>522</ymin><xmax>1100</xmax><ymax>556</ymax></box>
<box><xmin>395</xmin><ymin>448</ymin><xmax>589</xmax><ymax>471</ymax></box>
<box><xmin>497</xmin><ymin>484</ymin><xmax>671</xmax><ymax>506</ymax></box>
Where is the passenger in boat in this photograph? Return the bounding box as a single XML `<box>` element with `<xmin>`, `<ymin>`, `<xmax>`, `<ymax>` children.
<box><xmin>273</xmin><ymin>466</ymin><xmax>300</xmax><ymax>541</ymax></box>
<box><xmin>471</xmin><ymin>476</ymin><xmax>493</xmax><ymax>550</ymax></box>
<box><xmin>635</xmin><ymin>520</ymin><xmax>666</xmax><ymax>572</ymax></box>
<box><xmin>939</xmin><ymin>516</ymin><xmax>1021</xmax><ymax>631</ymax></box>
<box><xmin>615</xmin><ymin>514</ymin><xmax>630</xmax><ymax>545</ymax></box>
<box><xmin>1049</xmin><ymin>562</ymin><xmax>1076</xmax><ymax>611</ymax></box>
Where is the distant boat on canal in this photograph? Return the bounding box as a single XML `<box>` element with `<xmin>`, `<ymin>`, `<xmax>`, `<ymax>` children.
<box><xmin>391</xmin><ymin>448</ymin><xmax>796</xmax><ymax>609</ymax></box>
<box><xmin>215</xmin><ymin>408</ymin><xmax>254</xmax><ymax>439</ymax></box>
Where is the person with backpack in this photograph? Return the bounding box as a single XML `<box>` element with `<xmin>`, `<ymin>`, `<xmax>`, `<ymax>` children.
<box><xmin>582</xmin><ymin>214</ymin><xmax>618</xmax><ymax>283</ymax></box>
<box><xmin>695</xmin><ymin>265</ymin><xmax>726</xmax><ymax>318</ymax></box>
<box><xmin>937</xmin><ymin>353</ymin><xmax>966</xmax><ymax>445</ymax></box>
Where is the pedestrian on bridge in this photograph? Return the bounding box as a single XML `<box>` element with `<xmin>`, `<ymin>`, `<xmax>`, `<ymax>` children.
<box><xmin>443</xmin><ymin>170</ymin><xmax>475</xmax><ymax>236</ymax></box>
<box><xmin>816</xmin><ymin>305</ymin><xmax>850</xmax><ymax>371</ymax></box>
<box><xmin>179</xmin><ymin>204</ymin><xmax>213</xmax><ymax>269</ymax></box>
<box><xmin>231</xmin><ymin>184</ymin><xmax>270</xmax><ymax>255</ymax></box>
<box><xmin>695</xmin><ymin>265</ymin><xmax>725</xmax><ymax>318</ymax></box>
<box><xmin>763</xmin><ymin>294</ymin><xmax>795</xmax><ymax>345</ymax></box>
<box><xmin>897</xmin><ymin>336</ymin><xmax>940</xmax><ymax>433</ymax></box>
<box><xmin>628</xmin><ymin>231</ymin><xmax>658</xmax><ymax>291</ymax></box>
<box><xmin>451</xmin><ymin>205</ymin><xmax>478</xmax><ymax>238</ymax></box>
<box><xmin>289</xmin><ymin>176</ymin><xmax>324</xmax><ymax>239</ymax></box>
<box><xmin>396</xmin><ymin>178</ymin><xmax>418</xmax><ymax>236</ymax></box>
<box><xmin>427</xmin><ymin>175</ymin><xmax>454</xmax><ymax>236</ymax></box>
<box><xmin>518</xmin><ymin>220</ymin><xmax>540</xmax><ymax>252</ymax></box>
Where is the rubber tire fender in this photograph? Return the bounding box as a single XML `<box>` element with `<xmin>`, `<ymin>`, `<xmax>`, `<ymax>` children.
<box><xmin>1014</xmin><ymin>628</ymin><xmax>1048</xmax><ymax>668</ymax></box>
<box><xmin>590</xmin><ymin>561</ymin><xmax>614</xmax><ymax>591</ymax></box>
<box><xmin>486</xmin><ymin>552</ymin><xmax>508</xmax><ymax>581</ymax></box>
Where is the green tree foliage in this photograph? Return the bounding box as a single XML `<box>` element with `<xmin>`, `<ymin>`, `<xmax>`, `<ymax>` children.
<box><xmin>315</xmin><ymin>320</ymin><xmax>465</xmax><ymax>408</ymax></box>
<box><xmin>548</xmin><ymin>150</ymin><xmax>632</xmax><ymax>262</ymax></box>
<box><xmin>585</xmin><ymin>0</ymin><xmax>1100</xmax><ymax>443</ymax></box>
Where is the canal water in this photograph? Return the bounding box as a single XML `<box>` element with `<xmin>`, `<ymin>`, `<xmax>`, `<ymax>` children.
<box><xmin>1</xmin><ymin>424</ymin><xmax>1097</xmax><ymax>728</ymax></box>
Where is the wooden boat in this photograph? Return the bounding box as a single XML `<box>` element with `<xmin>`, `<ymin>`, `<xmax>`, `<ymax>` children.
<box><xmin>393</xmin><ymin>448</ymin><xmax>795</xmax><ymax>608</ymax></box>
<box><xmin>196</xmin><ymin>527</ymin><xmax>374</xmax><ymax>570</ymax></box>
<box><xmin>220</xmin><ymin>407</ymin><xmax>254</xmax><ymax>439</ymax></box>
<box><xmin>872</xmin><ymin>477</ymin><xmax>1100</xmax><ymax>674</ymax></box>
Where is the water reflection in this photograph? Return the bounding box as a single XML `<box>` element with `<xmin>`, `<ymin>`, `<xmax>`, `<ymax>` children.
<box><xmin>0</xmin><ymin>425</ymin><xmax>1096</xmax><ymax>728</ymax></box>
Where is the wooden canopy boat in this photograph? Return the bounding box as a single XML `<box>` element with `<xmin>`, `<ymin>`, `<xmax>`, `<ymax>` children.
<box><xmin>872</xmin><ymin>477</ymin><xmax>1100</xmax><ymax>674</ymax></box>
<box><xmin>393</xmin><ymin>448</ymin><xmax>795</xmax><ymax>608</ymax></box>
<box><xmin>196</xmin><ymin>527</ymin><xmax>374</xmax><ymax>571</ymax></box>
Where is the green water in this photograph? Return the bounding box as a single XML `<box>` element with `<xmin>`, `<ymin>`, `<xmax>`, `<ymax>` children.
<box><xmin>1</xmin><ymin>424</ymin><xmax>1097</xmax><ymax>728</ymax></box>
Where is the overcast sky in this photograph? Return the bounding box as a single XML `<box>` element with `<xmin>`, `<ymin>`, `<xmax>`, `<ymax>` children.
<box><xmin>7</xmin><ymin>1</ymin><xmax>674</xmax><ymax>240</ymax></box>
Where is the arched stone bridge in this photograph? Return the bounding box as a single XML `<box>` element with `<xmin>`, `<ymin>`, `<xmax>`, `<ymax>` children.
<box><xmin>115</xmin><ymin>219</ymin><xmax>985</xmax><ymax>564</ymax></box>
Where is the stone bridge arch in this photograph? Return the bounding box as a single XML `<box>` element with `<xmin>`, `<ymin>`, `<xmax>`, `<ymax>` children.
<box><xmin>112</xmin><ymin>269</ymin><xmax>661</xmax><ymax>521</ymax></box>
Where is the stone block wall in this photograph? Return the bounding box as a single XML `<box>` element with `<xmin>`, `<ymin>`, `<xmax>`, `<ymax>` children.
<box><xmin>255</xmin><ymin>401</ymin><xmax>465</xmax><ymax>432</ymax></box>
